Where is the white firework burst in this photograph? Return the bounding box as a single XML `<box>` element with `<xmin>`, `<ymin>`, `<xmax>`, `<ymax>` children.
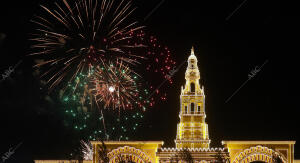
<box><xmin>80</xmin><ymin>140</ymin><xmax>93</xmax><ymax>160</ymax></box>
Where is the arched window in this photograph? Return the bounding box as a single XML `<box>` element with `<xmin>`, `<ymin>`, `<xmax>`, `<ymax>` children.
<box><xmin>197</xmin><ymin>105</ymin><xmax>201</xmax><ymax>113</ymax></box>
<box><xmin>190</xmin><ymin>83</ymin><xmax>195</xmax><ymax>92</ymax></box>
<box><xmin>185</xmin><ymin>106</ymin><xmax>188</xmax><ymax>114</ymax></box>
<box><xmin>191</xmin><ymin>103</ymin><xmax>194</xmax><ymax>114</ymax></box>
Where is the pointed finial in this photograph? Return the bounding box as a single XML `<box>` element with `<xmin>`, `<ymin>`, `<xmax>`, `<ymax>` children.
<box><xmin>191</xmin><ymin>46</ymin><xmax>195</xmax><ymax>55</ymax></box>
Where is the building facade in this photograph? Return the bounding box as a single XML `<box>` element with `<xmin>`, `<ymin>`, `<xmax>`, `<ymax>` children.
<box><xmin>35</xmin><ymin>47</ymin><xmax>297</xmax><ymax>163</ymax></box>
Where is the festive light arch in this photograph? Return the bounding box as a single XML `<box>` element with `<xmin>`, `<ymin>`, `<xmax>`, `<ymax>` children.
<box><xmin>108</xmin><ymin>146</ymin><xmax>152</xmax><ymax>163</ymax></box>
<box><xmin>232</xmin><ymin>145</ymin><xmax>287</xmax><ymax>163</ymax></box>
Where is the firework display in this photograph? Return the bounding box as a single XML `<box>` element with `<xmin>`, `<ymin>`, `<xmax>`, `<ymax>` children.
<box><xmin>30</xmin><ymin>0</ymin><xmax>145</xmax><ymax>90</ymax></box>
<box><xmin>30</xmin><ymin>0</ymin><xmax>177</xmax><ymax>141</ymax></box>
<box><xmin>30</xmin><ymin>0</ymin><xmax>176</xmax><ymax>102</ymax></box>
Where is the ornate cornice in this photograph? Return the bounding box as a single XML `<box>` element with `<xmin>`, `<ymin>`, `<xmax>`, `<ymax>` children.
<box><xmin>159</xmin><ymin>147</ymin><xmax>226</xmax><ymax>152</ymax></box>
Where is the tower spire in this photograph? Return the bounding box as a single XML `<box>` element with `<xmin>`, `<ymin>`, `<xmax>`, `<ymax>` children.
<box><xmin>191</xmin><ymin>46</ymin><xmax>195</xmax><ymax>55</ymax></box>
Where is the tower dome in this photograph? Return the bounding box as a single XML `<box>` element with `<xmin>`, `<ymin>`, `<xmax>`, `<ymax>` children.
<box><xmin>185</xmin><ymin>47</ymin><xmax>200</xmax><ymax>82</ymax></box>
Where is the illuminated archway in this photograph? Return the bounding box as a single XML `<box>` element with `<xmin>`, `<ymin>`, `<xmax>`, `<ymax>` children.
<box><xmin>232</xmin><ymin>146</ymin><xmax>287</xmax><ymax>163</ymax></box>
<box><xmin>108</xmin><ymin>146</ymin><xmax>152</xmax><ymax>163</ymax></box>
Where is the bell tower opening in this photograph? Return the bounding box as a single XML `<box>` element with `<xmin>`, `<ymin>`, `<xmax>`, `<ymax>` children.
<box><xmin>191</xmin><ymin>103</ymin><xmax>195</xmax><ymax>114</ymax></box>
<box><xmin>191</xmin><ymin>59</ymin><xmax>195</xmax><ymax>68</ymax></box>
<box><xmin>190</xmin><ymin>82</ymin><xmax>195</xmax><ymax>92</ymax></box>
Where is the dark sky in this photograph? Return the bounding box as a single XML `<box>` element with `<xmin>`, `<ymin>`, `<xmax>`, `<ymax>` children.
<box><xmin>0</xmin><ymin>0</ymin><xmax>299</xmax><ymax>162</ymax></box>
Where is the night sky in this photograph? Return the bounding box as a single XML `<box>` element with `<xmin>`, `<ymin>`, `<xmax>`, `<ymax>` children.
<box><xmin>0</xmin><ymin>0</ymin><xmax>298</xmax><ymax>162</ymax></box>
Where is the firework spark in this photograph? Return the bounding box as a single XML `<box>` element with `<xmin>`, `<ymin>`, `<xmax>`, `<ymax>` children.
<box><xmin>80</xmin><ymin>140</ymin><xmax>93</xmax><ymax>160</ymax></box>
<box><xmin>30</xmin><ymin>0</ymin><xmax>145</xmax><ymax>90</ymax></box>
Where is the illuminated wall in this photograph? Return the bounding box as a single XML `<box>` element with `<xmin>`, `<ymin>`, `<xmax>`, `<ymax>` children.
<box><xmin>222</xmin><ymin>141</ymin><xmax>295</xmax><ymax>163</ymax></box>
<box><xmin>91</xmin><ymin>141</ymin><xmax>163</xmax><ymax>163</ymax></box>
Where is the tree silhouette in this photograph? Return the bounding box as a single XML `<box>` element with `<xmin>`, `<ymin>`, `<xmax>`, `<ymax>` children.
<box><xmin>272</xmin><ymin>154</ymin><xmax>283</xmax><ymax>163</ymax></box>
<box><xmin>211</xmin><ymin>150</ymin><xmax>230</xmax><ymax>163</ymax></box>
<box><xmin>115</xmin><ymin>154</ymin><xmax>136</xmax><ymax>163</ymax></box>
<box><xmin>170</xmin><ymin>148</ymin><xmax>193</xmax><ymax>163</ymax></box>
<box><xmin>97</xmin><ymin>140</ymin><xmax>109</xmax><ymax>163</ymax></box>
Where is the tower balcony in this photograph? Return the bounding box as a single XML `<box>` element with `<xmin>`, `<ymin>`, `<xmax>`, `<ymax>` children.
<box><xmin>181</xmin><ymin>92</ymin><xmax>203</xmax><ymax>96</ymax></box>
<box><xmin>180</xmin><ymin>111</ymin><xmax>205</xmax><ymax>116</ymax></box>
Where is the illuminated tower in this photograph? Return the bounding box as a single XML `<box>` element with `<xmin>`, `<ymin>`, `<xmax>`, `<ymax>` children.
<box><xmin>175</xmin><ymin>47</ymin><xmax>210</xmax><ymax>148</ymax></box>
